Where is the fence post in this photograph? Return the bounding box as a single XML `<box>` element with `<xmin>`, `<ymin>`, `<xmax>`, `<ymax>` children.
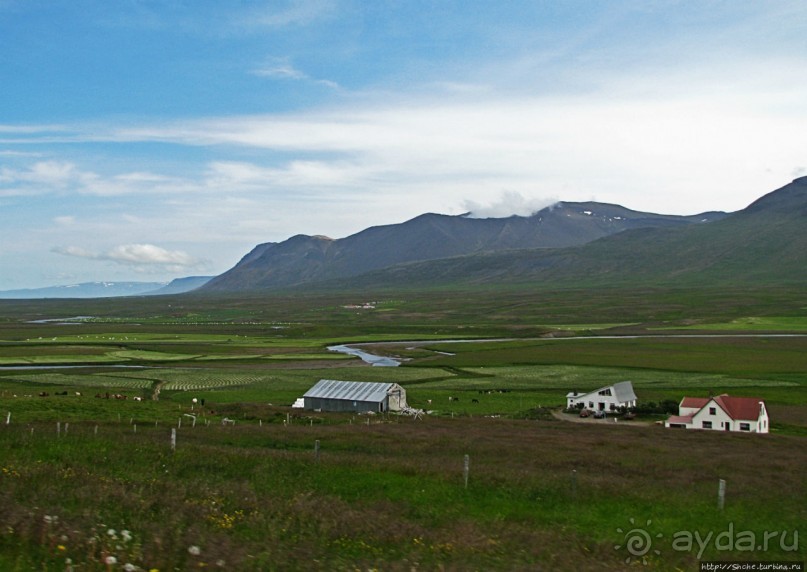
<box><xmin>315</xmin><ymin>439</ymin><xmax>320</xmax><ymax>463</ymax></box>
<box><xmin>57</xmin><ymin>422</ymin><xmax>61</xmax><ymax>437</ymax></box>
<box><xmin>571</xmin><ymin>469</ymin><xmax>578</xmax><ymax>499</ymax></box>
<box><xmin>718</xmin><ymin>479</ymin><xmax>726</xmax><ymax>510</ymax></box>
<box><xmin>5</xmin><ymin>412</ymin><xmax>10</xmax><ymax>425</ymax></box>
<box><xmin>171</xmin><ymin>428</ymin><xmax>177</xmax><ymax>452</ymax></box>
<box><xmin>463</xmin><ymin>454</ymin><xmax>470</xmax><ymax>489</ymax></box>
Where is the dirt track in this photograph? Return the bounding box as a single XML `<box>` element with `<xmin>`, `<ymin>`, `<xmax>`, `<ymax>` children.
<box><xmin>551</xmin><ymin>409</ymin><xmax>653</xmax><ymax>427</ymax></box>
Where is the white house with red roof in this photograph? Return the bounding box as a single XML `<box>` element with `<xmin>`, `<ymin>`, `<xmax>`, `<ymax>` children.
<box><xmin>665</xmin><ymin>394</ymin><xmax>769</xmax><ymax>433</ymax></box>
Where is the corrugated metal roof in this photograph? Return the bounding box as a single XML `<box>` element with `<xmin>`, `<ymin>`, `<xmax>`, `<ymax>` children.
<box><xmin>303</xmin><ymin>379</ymin><xmax>396</xmax><ymax>403</ymax></box>
<box><xmin>612</xmin><ymin>381</ymin><xmax>637</xmax><ymax>403</ymax></box>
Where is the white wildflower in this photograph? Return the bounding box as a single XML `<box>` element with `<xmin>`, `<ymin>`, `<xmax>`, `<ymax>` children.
<box><xmin>188</xmin><ymin>545</ymin><xmax>201</xmax><ymax>556</ymax></box>
<box><xmin>121</xmin><ymin>529</ymin><xmax>132</xmax><ymax>542</ymax></box>
<box><xmin>104</xmin><ymin>555</ymin><xmax>117</xmax><ymax>565</ymax></box>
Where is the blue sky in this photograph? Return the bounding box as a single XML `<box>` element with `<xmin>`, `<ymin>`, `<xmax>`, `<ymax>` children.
<box><xmin>2</xmin><ymin>0</ymin><xmax>806</xmax><ymax>290</ymax></box>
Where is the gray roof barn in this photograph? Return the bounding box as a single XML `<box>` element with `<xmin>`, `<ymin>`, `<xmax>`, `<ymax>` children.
<box><xmin>303</xmin><ymin>379</ymin><xmax>407</xmax><ymax>413</ymax></box>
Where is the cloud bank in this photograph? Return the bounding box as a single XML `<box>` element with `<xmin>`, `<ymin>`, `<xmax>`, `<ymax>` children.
<box><xmin>53</xmin><ymin>244</ymin><xmax>206</xmax><ymax>274</ymax></box>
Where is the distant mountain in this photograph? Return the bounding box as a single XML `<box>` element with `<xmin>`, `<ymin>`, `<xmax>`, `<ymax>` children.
<box><xmin>338</xmin><ymin>177</ymin><xmax>807</xmax><ymax>289</ymax></box>
<box><xmin>0</xmin><ymin>276</ymin><xmax>213</xmax><ymax>299</ymax></box>
<box><xmin>0</xmin><ymin>281</ymin><xmax>167</xmax><ymax>299</ymax></box>
<box><xmin>201</xmin><ymin>202</ymin><xmax>726</xmax><ymax>292</ymax></box>
<box><xmin>143</xmin><ymin>276</ymin><xmax>213</xmax><ymax>295</ymax></box>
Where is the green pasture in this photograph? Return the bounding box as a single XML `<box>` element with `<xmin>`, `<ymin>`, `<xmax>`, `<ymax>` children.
<box><xmin>0</xmin><ymin>288</ymin><xmax>806</xmax><ymax>570</ymax></box>
<box><xmin>0</xmin><ymin>417</ymin><xmax>803</xmax><ymax>571</ymax></box>
<box><xmin>659</xmin><ymin>315</ymin><xmax>807</xmax><ymax>331</ymax></box>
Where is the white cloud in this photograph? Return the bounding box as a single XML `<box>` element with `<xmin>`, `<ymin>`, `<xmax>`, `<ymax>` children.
<box><xmin>53</xmin><ymin>215</ymin><xmax>76</xmax><ymax>226</ymax></box>
<box><xmin>238</xmin><ymin>0</ymin><xmax>336</xmax><ymax>29</ymax></box>
<box><xmin>463</xmin><ymin>191</ymin><xmax>558</xmax><ymax>218</ymax></box>
<box><xmin>52</xmin><ymin>243</ymin><xmax>206</xmax><ymax>273</ymax></box>
<box><xmin>250</xmin><ymin>57</ymin><xmax>340</xmax><ymax>90</ymax></box>
<box><xmin>251</xmin><ymin>61</ymin><xmax>307</xmax><ymax>80</ymax></box>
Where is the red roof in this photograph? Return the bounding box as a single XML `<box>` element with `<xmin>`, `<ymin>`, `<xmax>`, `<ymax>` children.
<box><xmin>713</xmin><ymin>395</ymin><xmax>765</xmax><ymax>421</ymax></box>
<box><xmin>680</xmin><ymin>397</ymin><xmax>710</xmax><ymax>409</ymax></box>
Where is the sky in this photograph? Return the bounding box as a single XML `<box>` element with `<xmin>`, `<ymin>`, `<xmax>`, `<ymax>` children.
<box><xmin>1</xmin><ymin>0</ymin><xmax>806</xmax><ymax>290</ymax></box>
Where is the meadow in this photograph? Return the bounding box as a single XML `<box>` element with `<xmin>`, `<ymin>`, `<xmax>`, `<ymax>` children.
<box><xmin>0</xmin><ymin>287</ymin><xmax>805</xmax><ymax>570</ymax></box>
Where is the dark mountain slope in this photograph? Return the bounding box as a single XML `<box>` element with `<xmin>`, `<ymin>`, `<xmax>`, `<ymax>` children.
<box><xmin>339</xmin><ymin>177</ymin><xmax>807</xmax><ymax>289</ymax></box>
<box><xmin>202</xmin><ymin>202</ymin><xmax>724</xmax><ymax>291</ymax></box>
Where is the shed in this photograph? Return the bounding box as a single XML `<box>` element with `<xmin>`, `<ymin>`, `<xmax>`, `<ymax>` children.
<box><xmin>303</xmin><ymin>379</ymin><xmax>407</xmax><ymax>413</ymax></box>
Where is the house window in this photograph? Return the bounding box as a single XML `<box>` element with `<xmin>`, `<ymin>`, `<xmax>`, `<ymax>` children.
<box><xmin>702</xmin><ymin>421</ymin><xmax>712</xmax><ymax>429</ymax></box>
<box><xmin>589</xmin><ymin>402</ymin><xmax>594</xmax><ymax>408</ymax></box>
<box><xmin>709</xmin><ymin>407</ymin><xmax>716</xmax><ymax>415</ymax></box>
<box><xmin>740</xmin><ymin>423</ymin><xmax>750</xmax><ymax>431</ymax></box>
<box><xmin>598</xmin><ymin>388</ymin><xmax>612</xmax><ymax>396</ymax></box>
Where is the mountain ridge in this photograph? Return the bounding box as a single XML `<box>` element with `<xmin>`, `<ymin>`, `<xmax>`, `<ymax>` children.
<box><xmin>202</xmin><ymin>201</ymin><xmax>727</xmax><ymax>292</ymax></box>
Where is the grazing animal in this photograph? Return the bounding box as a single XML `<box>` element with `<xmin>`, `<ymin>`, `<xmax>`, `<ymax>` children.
<box><xmin>38</xmin><ymin>392</ymin><xmax>49</xmax><ymax>397</ymax></box>
<box><xmin>471</xmin><ymin>398</ymin><xmax>479</xmax><ymax>403</ymax></box>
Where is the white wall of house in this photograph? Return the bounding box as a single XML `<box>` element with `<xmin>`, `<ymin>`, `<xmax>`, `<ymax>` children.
<box><xmin>691</xmin><ymin>401</ymin><xmax>735</xmax><ymax>431</ymax></box>
<box><xmin>675</xmin><ymin>398</ymin><xmax>769</xmax><ymax>433</ymax></box>
<box><xmin>567</xmin><ymin>388</ymin><xmax>633</xmax><ymax>411</ymax></box>
<box><xmin>679</xmin><ymin>404</ymin><xmax>704</xmax><ymax>417</ymax></box>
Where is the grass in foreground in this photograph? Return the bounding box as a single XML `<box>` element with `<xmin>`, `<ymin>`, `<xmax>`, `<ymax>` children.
<box><xmin>0</xmin><ymin>415</ymin><xmax>804</xmax><ymax>571</ymax></box>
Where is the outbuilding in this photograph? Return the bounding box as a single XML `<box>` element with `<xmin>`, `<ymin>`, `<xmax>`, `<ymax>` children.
<box><xmin>303</xmin><ymin>379</ymin><xmax>407</xmax><ymax>413</ymax></box>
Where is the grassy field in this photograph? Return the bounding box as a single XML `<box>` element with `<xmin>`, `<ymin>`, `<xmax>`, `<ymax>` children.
<box><xmin>0</xmin><ymin>287</ymin><xmax>805</xmax><ymax>570</ymax></box>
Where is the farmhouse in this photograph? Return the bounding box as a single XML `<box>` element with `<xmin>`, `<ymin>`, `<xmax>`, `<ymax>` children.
<box><xmin>303</xmin><ymin>379</ymin><xmax>407</xmax><ymax>413</ymax></box>
<box><xmin>665</xmin><ymin>394</ymin><xmax>769</xmax><ymax>433</ymax></box>
<box><xmin>566</xmin><ymin>381</ymin><xmax>637</xmax><ymax>412</ymax></box>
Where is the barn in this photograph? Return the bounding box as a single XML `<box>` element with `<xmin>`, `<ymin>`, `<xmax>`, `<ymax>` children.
<box><xmin>303</xmin><ymin>379</ymin><xmax>408</xmax><ymax>413</ymax></box>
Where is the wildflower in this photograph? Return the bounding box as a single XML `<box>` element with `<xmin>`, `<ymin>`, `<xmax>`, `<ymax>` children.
<box><xmin>123</xmin><ymin>564</ymin><xmax>137</xmax><ymax>572</ymax></box>
<box><xmin>121</xmin><ymin>529</ymin><xmax>133</xmax><ymax>542</ymax></box>
<box><xmin>188</xmin><ymin>545</ymin><xmax>201</xmax><ymax>556</ymax></box>
<box><xmin>107</xmin><ymin>528</ymin><xmax>117</xmax><ymax>538</ymax></box>
<box><xmin>43</xmin><ymin>515</ymin><xmax>55</xmax><ymax>524</ymax></box>
<box><xmin>57</xmin><ymin>545</ymin><xmax>66</xmax><ymax>551</ymax></box>
<box><xmin>105</xmin><ymin>556</ymin><xmax>118</xmax><ymax>565</ymax></box>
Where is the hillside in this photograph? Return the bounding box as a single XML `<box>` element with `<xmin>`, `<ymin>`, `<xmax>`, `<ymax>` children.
<box><xmin>0</xmin><ymin>281</ymin><xmax>167</xmax><ymax>299</ymax></box>
<box><xmin>201</xmin><ymin>202</ymin><xmax>724</xmax><ymax>292</ymax></box>
<box><xmin>143</xmin><ymin>276</ymin><xmax>213</xmax><ymax>295</ymax></box>
<box><xmin>339</xmin><ymin>177</ymin><xmax>807</xmax><ymax>289</ymax></box>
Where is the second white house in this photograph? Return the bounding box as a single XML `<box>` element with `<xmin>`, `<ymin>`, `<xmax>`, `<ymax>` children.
<box><xmin>566</xmin><ymin>381</ymin><xmax>637</xmax><ymax>412</ymax></box>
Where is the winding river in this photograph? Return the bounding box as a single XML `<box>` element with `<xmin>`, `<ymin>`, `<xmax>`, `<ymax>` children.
<box><xmin>328</xmin><ymin>333</ymin><xmax>807</xmax><ymax>367</ymax></box>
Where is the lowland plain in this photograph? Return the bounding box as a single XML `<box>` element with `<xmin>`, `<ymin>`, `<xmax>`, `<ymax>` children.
<box><xmin>0</xmin><ymin>286</ymin><xmax>805</xmax><ymax>570</ymax></box>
